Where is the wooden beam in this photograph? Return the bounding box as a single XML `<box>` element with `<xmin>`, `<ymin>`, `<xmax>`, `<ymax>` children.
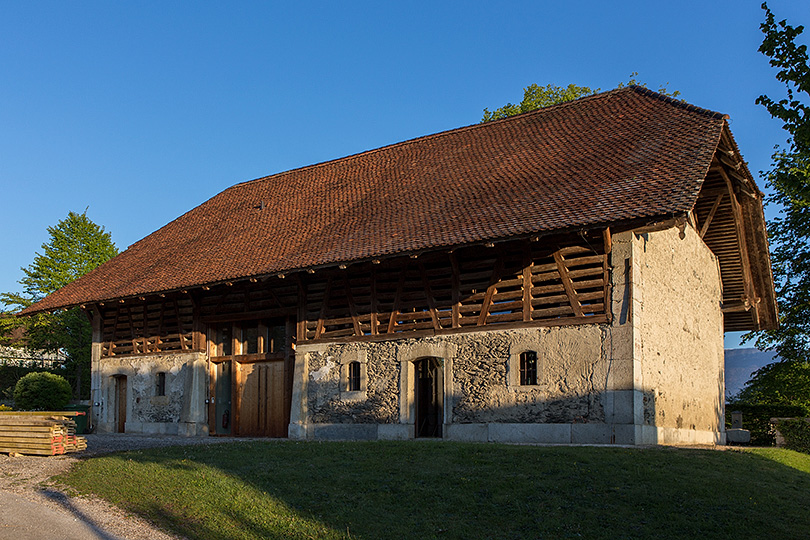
<box><xmin>554</xmin><ymin>250</ymin><xmax>584</xmax><ymax>317</ymax></box>
<box><xmin>370</xmin><ymin>267</ymin><xmax>379</xmax><ymax>335</ymax></box>
<box><xmin>477</xmin><ymin>257</ymin><xmax>504</xmax><ymax>326</ymax></box>
<box><xmin>386</xmin><ymin>263</ymin><xmax>408</xmax><ymax>334</ymax></box>
<box><xmin>342</xmin><ymin>274</ymin><xmax>363</xmax><ymax>337</ymax></box>
<box><xmin>315</xmin><ymin>276</ymin><xmax>332</xmax><ymax>340</ymax></box>
<box><xmin>419</xmin><ymin>262</ymin><xmax>442</xmax><ymax>330</ymax></box>
<box><xmin>522</xmin><ymin>247</ymin><xmax>533</xmax><ymax>322</ymax></box>
<box><xmin>450</xmin><ymin>252</ymin><xmax>461</xmax><ymax>328</ymax></box>
<box><xmin>700</xmin><ymin>192</ymin><xmax>725</xmax><ymax>239</ymax></box>
<box><xmin>602</xmin><ymin>229</ymin><xmax>612</xmax><ymax>324</ymax></box>
<box><xmin>718</xmin><ymin>166</ymin><xmax>757</xmax><ymax>308</ymax></box>
<box><xmin>295</xmin><ymin>275</ymin><xmax>307</xmax><ymax>343</ymax></box>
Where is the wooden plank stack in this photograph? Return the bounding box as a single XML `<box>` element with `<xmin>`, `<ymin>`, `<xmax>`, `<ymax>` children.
<box><xmin>0</xmin><ymin>412</ymin><xmax>88</xmax><ymax>456</ymax></box>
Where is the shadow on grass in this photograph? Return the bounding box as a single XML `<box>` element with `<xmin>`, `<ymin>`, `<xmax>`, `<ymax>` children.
<box><xmin>56</xmin><ymin>441</ymin><xmax>810</xmax><ymax>540</ymax></box>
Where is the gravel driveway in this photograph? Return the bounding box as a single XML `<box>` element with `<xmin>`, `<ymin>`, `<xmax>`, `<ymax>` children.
<box><xmin>0</xmin><ymin>433</ymin><xmax>239</xmax><ymax>540</ymax></box>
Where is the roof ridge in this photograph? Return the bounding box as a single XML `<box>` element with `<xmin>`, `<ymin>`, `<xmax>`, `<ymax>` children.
<box><xmin>625</xmin><ymin>85</ymin><xmax>727</xmax><ymax>120</ymax></box>
<box><xmin>233</xmin><ymin>86</ymin><xmax>726</xmax><ymax>191</ymax></box>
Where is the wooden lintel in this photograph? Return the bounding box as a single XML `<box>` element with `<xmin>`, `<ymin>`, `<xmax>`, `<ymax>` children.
<box><xmin>554</xmin><ymin>251</ymin><xmax>584</xmax><ymax>317</ymax></box>
<box><xmin>700</xmin><ymin>192</ymin><xmax>724</xmax><ymax>239</ymax></box>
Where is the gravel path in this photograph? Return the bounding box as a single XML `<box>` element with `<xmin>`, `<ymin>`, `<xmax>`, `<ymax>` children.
<box><xmin>0</xmin><ymin>434</ymin><xmax>239</xmax><ymax>540</ymax></box>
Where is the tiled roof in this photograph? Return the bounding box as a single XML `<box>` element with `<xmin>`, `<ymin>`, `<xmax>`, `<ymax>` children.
<box><xmin>23</xmin><ymin>86</ymin><xmax>727</xmax><ymax>313</ymax></box>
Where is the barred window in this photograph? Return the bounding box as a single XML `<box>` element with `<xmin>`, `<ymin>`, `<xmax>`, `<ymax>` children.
<box><xmin>348</xmin><ymin>361</ymin><xmax>361</xmax><ymax>391</ymax></box>
<box><xmin>519</xmin><ymin>351</ymin><xmax>538</xmax><ymax>386</ymax></box>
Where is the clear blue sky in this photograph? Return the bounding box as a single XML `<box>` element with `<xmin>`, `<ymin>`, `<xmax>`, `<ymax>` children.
<box><xmin>1</xmin><ymin>1</ymin><xmax>806</xmax><ymax>348</ymax></box>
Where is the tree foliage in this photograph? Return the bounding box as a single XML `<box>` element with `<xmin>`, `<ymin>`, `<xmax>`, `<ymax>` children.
<box><xmin>13</xmin><ymin>371</ymin><xmax>72</xmax><ymax>410</ymax></box>
<box><xmin>734</xmin><ymin>361</ymin><xmax>810</xmax><ymax>414</ymax></box>
<box><xmin>481</xmin><ymin>83</ymin><xmax>597</xmax><ymax>122</ymax></box>
<box><xmin>748</xmin><ymin>3</ymin><xmax>810</xmax><ymax>363</ymax></box>
<box><xmin>1</xmin><ymin>211</ymin><xmax>118</xmax><ymax>398</ymax></box>
<box><xmin>480</xmin><ymin>73</ymin><xmax>680</xmax><ymax>123</ymax></box>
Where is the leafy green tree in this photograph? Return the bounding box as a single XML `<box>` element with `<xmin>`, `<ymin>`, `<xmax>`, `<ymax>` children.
<box><xmin>748</xmin><ymin>3</ymin><xmax>810</xmax><ymax>364</ymax></box>
<box><xmin>734</xmin><ymin>361</ymin><xmax>810</xmax><ymax>414</ymax></box>
<box><xmin>481</xmin><ymin>74</ymin><xmax>680</xmax><ymax>123</ymax></box>
<box><xmin>1</xmin><ymin>211</ymin><xmax>118</xmax><ymax>398</ymax></box>
<box><xmin>481</xmin><ymin>83</ymin><xmax>597</xmax><ymax>122</ymax></box>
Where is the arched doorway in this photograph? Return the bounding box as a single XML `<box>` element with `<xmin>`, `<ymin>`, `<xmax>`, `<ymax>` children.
<box><xmin>414</xmin><ymin>357</ymin><xmax>443</xmax><ymax>438</ymax></box>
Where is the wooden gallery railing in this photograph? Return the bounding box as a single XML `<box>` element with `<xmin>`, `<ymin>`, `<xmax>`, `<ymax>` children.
<box><xmin>97</xmin><ymin>231</ymin><xmax>612</xmax><ymax>356</ymax></box>
<box><xmin>300</xmin><ymin>232</ymin><xmax>612</xmax><ymax>342</ymax></box>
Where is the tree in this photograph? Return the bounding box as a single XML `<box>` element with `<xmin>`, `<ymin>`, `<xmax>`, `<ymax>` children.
<box><xmin>748</xmin><ymin>3</ymin><xmax>810</xmax><ymax>363</ymax></box>
<box><xmin>734</xmin><ymin>361</ymin><xmax>810</xmax><ymax>414</ymax></box>
<box><xmin>481</xmin><ymin>83</ymin><xmax>597</xmax><ymax>122</ymax></box>
<box><xmin>481</xmin><ymin>74</ymin><xmax>680</xmax><ymax>123</ymax></box>
<box><xmin>1</xmin><ymin>211</ymin><xmax>118</xmax><ymax>398</ymax></box>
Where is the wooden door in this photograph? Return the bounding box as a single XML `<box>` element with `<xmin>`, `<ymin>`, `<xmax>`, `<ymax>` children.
<box><xmin>236</xmin><ymin>360</ymin><xmax>286</xmax><ymax>437</ymax></box>
<box><xmin>213</xmin><ymin>361</ymin><xmax>233</xmax><ymax>435</ymax></box>
<box><xmin>208</xmin><ymin>318</ymin><xmax>293</xmax><ymax>438</ymax></box>
<box><xmin>115</xmin><ymin>376</ymin><xmax>127</xmax><ymax>433</ymax></box>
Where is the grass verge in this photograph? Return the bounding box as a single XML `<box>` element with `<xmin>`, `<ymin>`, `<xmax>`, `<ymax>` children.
<box><xmin>55</xmin><ymin>441</ymin><xmax>810</xmax><ymax>540</ymax></box>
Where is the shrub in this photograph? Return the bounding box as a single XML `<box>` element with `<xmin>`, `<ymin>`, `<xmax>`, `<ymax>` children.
<box><xmin>13</xmin><ymin>372</ymin><xmax>72</xmax><ymax>410</ymax></box>
<box><xmin>726</xmin><ymin>403</ymin><xmax>808</xmax><ymax>445</ymax></box>
<box><xmin>773</xmin><ymin>419</ymin><xmax>810</xmax><ymax>454</ymax></box>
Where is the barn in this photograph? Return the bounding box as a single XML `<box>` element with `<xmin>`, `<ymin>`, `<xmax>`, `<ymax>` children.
<box><xmin>21</xmin><ymin>86</ymin><xmax>777</xmax><ymax>445</ymax></box>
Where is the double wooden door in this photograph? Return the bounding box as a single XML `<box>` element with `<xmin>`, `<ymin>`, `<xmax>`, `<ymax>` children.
<box><xmin>209</xmin><ymin>318</ymin><xmax>293</xmax><ymax>438</ymax></box>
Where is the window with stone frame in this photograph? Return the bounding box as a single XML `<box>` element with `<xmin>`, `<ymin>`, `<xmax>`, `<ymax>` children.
<box><xmin>348</xmin><ymin>361</ymin><xmax>361</xmax><ymax>391</ymax></box>
<box><xmin>339</xmin><ymin>351</ymin><xmax>368</xmax><ymax>401</ymax></box>
<box><xmin>519</xmin><ymin>351</ymin><xmax>538</xmax><ymax>386</ymax></box>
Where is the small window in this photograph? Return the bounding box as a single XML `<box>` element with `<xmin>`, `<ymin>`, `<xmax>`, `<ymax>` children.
<box><xmin>156</xmin><ymin>372</ymin><xmax>166</xmax><ymax>396</ymax></box>
<box><xmin>519</xmin><ymin>351</ymin><xmax>538</xmax><ymax>386</ymax></box>
<box><xmin>348</xmin><ymin>361</ymin><xmax>361</xmax><ymax>391</ymax></box>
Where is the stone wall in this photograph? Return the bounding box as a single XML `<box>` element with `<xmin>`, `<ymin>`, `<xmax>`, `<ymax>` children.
<box><xmin>291</xmin><ymin>224</ymin><xmax>726</xmax><ymax>446</ymax></box>
<box><xmin>93</xmin><ymin>351</ymin><xmax>208</xmax><ymax>436</ymax></box>
<box><xmin>631</xmin><ymin>226</ymin><xmax>725</xmax><ymax>444</ymax></box>
<box><xmin>294</xmin><ymin>324</ymin><xmax>611</xmax><ymax>441</ymax></box>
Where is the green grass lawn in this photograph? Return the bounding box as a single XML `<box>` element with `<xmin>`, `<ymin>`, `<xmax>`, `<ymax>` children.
<box><xmin>55</xmin><ymin>441</ymin><xmax>810</xmax><ymax>540</ymax></box>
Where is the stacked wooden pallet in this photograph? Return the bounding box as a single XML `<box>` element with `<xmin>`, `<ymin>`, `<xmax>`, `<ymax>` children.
<box><xmin>0</xmin><ymin>412</ymin><xmax>88</xmax><ymax>456</ymax></box>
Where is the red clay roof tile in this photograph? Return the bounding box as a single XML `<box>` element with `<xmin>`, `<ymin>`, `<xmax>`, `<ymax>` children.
<box><xmin>23</xmin><ymin>86</ymin><xmax>728</xmax><ymax>313</ymax></box>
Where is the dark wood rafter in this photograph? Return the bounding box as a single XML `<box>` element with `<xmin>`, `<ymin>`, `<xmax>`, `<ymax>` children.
<box><xmin>699</xmin><ymin>192</ymin><xmax>724</xmax><ymax>239</ymax></box>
